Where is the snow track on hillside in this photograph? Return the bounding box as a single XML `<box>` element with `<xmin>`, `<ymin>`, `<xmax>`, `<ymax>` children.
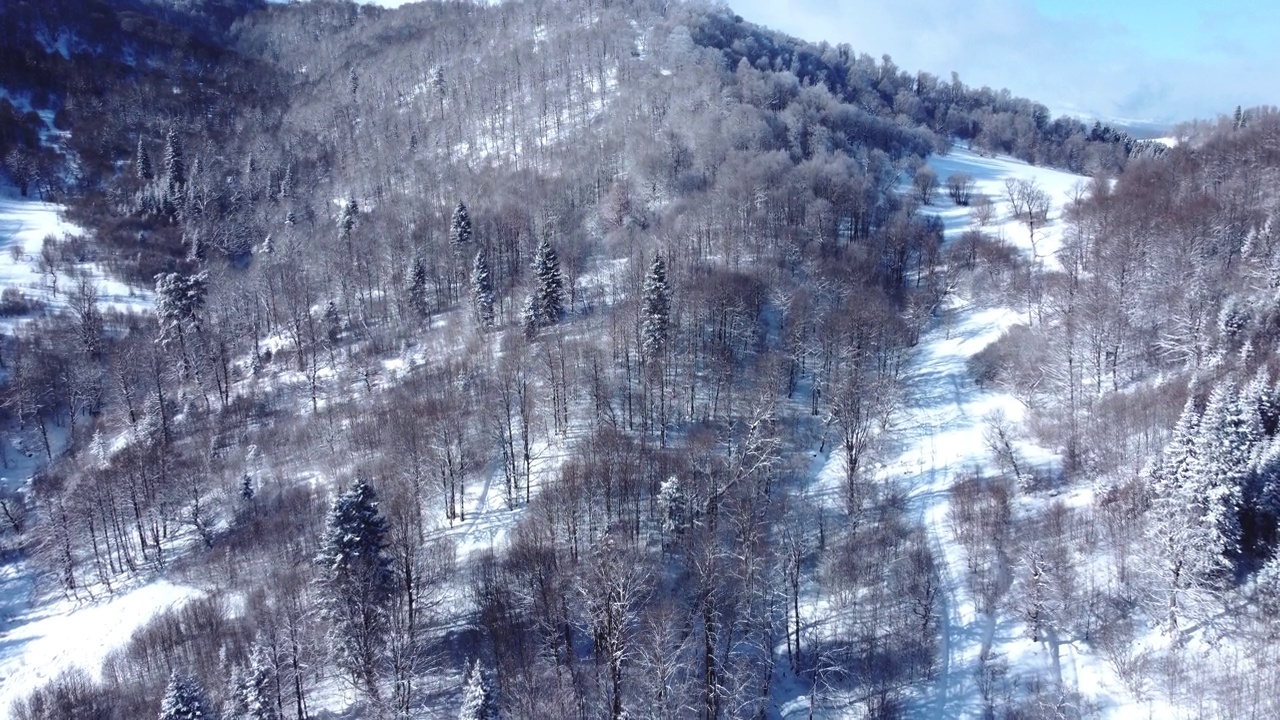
<box><xmin>884</xmin><ymin>147</ymin><xmax>1133</xmax><ymax>718</ymax></box>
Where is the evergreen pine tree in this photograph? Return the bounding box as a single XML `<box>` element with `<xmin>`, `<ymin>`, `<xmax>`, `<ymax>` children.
<box><xmin>324</xmin><ymin>300</ymin><xmax>341</xmax><ymax>343</ymax></box>
<box><xmin>339</xmin><ymin>198</ymin><xmax>358</xmax><ymax>241</ymax></box>
<box><xmin>187</xmin><ymin>230</ymin><xmax>207</xmax><ymax>263</ymax></box>
<box><xmin>1243</xmin><ymin>366</ymin><xmax>1278</xmax><ymax>436</ymax></box>
<box><xmin>1149</xmin><ymin>385</ymin><xmax>1256</xmax><ymax>614</ymax></box>
<box><xmin>164</xmin><ymin>126</ymin><xmax>185</xmax><ymax>196</ymax></box>
<box><xmin>657</xmin><ymin>476</ymin><xmax>687</xmax><ymax>534</ymax></box>
<box><xmin>450</xmin><ymin>201</ymin><xmax>473</xmax><ymax>249</ymax></box>
<box><xmin>459</xmin><ymin>660</ymin><xmax>493</xmax><ymax>720</ymax></box>
<box><xmin>471</xmin><ymin>249</ymin><xmax>495</xmax><ymax>329</ymax></box>
<box><xmin>1192</xmin><ymin>382</ymin><xmax>1252</xmax><ymax>566</ymax></box>
<box><xmin>158</xmin><ymin>672</ymin><xmax>214</xmax><ymax>720</ymax></box>
<box><xmin>408</xmin><ymin>256</ymin><xmax>431</xmax><ymax>318</ymax></box>
<box><xmin>1147</xmin><ymin>398</ymin><xmax>1220</xmax><ymax>627</ymax></box>
<box><xmin>316</xmin><ymin>480</ymin><xmax>395</xmax><ymax>701</ymax></box>
<box><xmin>136</xmin><ymin>137</ymin><xmax>153</xmax><ymax>181</ymax></box>
<box><xmin>155</xmin><ymin>271</ymin><xmax>209</xmax><ymax>363</ymax></box>
<box><xmin>641</xmin><ymin>254</ymin><xmax>671</xmax><ymax>358</ymax></box>
<box><xmin>229</xmin><ymin>642</ymin><xmax>280</xmax><ymax>720</ymax></box>
<box><xmin>1254</xmin><ymin>436</ymin><xmax>1280</xmax><ymax>538</ymax></box>
<box><xmin>521</xmin><ymin>293</ymin><xmax>539</xmax><ymax>340</ymax></box>
<box><xmin>531</xmin><ymin>237</ymin><xmax>564</xmax><ymax>328</ymax></box>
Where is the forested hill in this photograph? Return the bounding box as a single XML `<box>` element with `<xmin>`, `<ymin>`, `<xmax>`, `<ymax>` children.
<box><xmin>16</xmin><ymin>0</ymin><xmax>1280</xmax><ymax>718</ymax></box>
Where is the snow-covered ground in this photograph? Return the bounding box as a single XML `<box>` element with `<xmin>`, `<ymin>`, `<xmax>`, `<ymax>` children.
<box><xmin>0</xmin><ymin>189</ymin><xmax>164</xmax><ymax>714</ymax></box>
<box><xmin>0</xmin><ymin>189</ymin><xmax>152</xmax><ymax>324</ymax></box>
<box><xmin>788</xmin><ymin>148</ymin><xmax>1143</xmax><ymax>718</ymax></box>
<box><xmin>927</xmin><ymin>146</ymin><xmax>1086</xmax><ymax>270</ymax></box>
<box><xmin>899</xmin><ymin>149</ymin><xmax>1140</xmax><ymax>717</ymax></box>
<box><xmin>0</xmin><ymin>572</ymin><xmax>202</xmax><ymax>713</ymax></box>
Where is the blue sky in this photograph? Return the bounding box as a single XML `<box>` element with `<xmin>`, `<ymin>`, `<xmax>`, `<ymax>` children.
<box><xmin>728</xmin><ymin>0</ymin><xmax>1280</xmax><ymax>126</ymax></box>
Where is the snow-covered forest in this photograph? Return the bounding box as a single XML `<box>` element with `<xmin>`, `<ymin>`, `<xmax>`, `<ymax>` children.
<box><xmin>0</xmin><ymin>0</ymin><xmax>1277</xmax><ymax>718</ymax></box>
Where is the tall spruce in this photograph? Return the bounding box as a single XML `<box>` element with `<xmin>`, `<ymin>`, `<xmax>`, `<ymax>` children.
<box><xmin>339</xmin><ymin>198</ymin><xmax>358</xmax><ymax>241</ymax></box>
<box><xmin>316</xmin><ymin>479</ymin><xmax>395</xmax><ymax>702</ymax></box>
<box><xmin>450</xmin><ymin>201</ymin><xmax>472</xmax><ymax>249</ymax></box>
<box><xmin>1190</xmin><ymin>382</ymin><xmax>1253</xmax><ymax>567</ymax></box>
<box><xmin>229</xmin><ymin>642</ymin><xmax>280</xmax><ymax>720</ymax></box>
<box><xmin>163</xmin><ymin>126</ymin><xmax>184</xmax><ymax>194</ymax></box>
<box><xmin>1148</xmin><ymin>391</ymin><xmax>1249</xmax><ymax>628</ymax></box>
<box><xmin>521</xmin><ymin>293</ymin><xmax>539</xmax><ymax>339</ymax></box>
<box><xmin>530</xmin><ymin>237</ymin><xmax>564</xmax><ymax>330</ymax></box>
<box><xmin>471</xmin><ymin>248</ymin><xmax>495</xmax><ymax>329</ymax></box>
<box><xmin>408</xmin><ymin>256</ymin><xmax>431</xmax><ymax>318</ymax></box>
<box><xmin>136</xmin><ymin>137</ymin><xmax>153</xmax><ymax>181</ymax></box>
<box><xmin>459</xmin><ymin>660</ymin><xmax>494</xmax><ymax>720</ymax></box>
<box><xmin>641</xmin><ymin>254</ymin><xmax>671</xmax><ymax>358</ymax></box>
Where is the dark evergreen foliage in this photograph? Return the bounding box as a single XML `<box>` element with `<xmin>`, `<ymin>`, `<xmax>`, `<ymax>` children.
<box><xmin>316</xmin><ymin>480</ymin><xmax>395</xmax><ymax>701</ymax></box>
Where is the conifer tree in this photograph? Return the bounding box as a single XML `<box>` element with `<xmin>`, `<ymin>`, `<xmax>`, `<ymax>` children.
<box><xmin>471</xmin><ymin>248</ymin><xmax>495</xmax><ymax>329</ymax></box>
<box><xmin>1147</xmin><ymin>398</ymin><xmax>1218</xmax><ymax>627</ymax></box>
<box><xmin>641</xmin><ymin>254</ymin><xmax>671</xmax><ymax>358</ymax></box>
<box><xmin>324</xmin><ymin>300</ymin><xmax>341</xmax><ymax>343</ymax></box>
<box><xmin>657</xmin><ymin>476</ymin><xmax>687</xmax><ymax>534</ymax></box>
<box><xmin>1188</xmin><ymin>383</ymin><xmax>1254</xmax><ymax>565</ymax></box>
<box><xmin>155</xmin><ymin>271</ymin><xmax>209</xmax><ymax>371</ymax></box>
<box><xmin>530</xmin><ymin>237</ymin><xmax>564</xmax><ymax>329</ymax></box>
<box><xmin>339</xmin><ymin>198</ymin><xmax>358</xmax><ymax>241</ymax></box>
<box><xmin>521</xmin><ymin>293</ymin><xmax>539</xmax><ymax>340</ymax></box>
<box><xmin>316</xmin><ymin>480</ymin><xmax>395</xmax><ymax>702</ymax></box>
<box><xmin>1148</xmin><ymin>386</ymin><xmax>1259</xmax><ymax>627</ymax></box>
<box><xmin>136</xmin><ymin>137</ymin><xmax>153</xmax><ymax>181</ymax></box>
<box><xmin>459</xmin><ymin>660</ymin><xmax>494</xmax><ymax>720</ymax></box>
<box><xmin>450</xmin><ymin>201</ymin><xmax>472</xmax><ymax>249</ymax></box>
<box><xmin>408</xmin><ymin>256</ymin><xmax>431</xmax><ymax>318</ymax></box>
<box><xmin>229</xmin><ymin>642</ymin><xmax>280</xmax><ymax>720</ymax></box>
<box><xmin>164</xmin><ymin>126</ymin><xmax>185</xmax><ymax>196</ymax></box>
<box><xmin>158</xmin><ymin>672</ymin><xmax>214</xmax><ymax>720</ymax></box>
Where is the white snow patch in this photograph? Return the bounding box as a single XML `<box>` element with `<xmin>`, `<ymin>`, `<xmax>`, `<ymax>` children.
<box><xmin>0</xmin><ymin>191</ymin><xmax>152</xmax><ymax>324</ymax></box>
<box><xmin>0</xmin><ymin>576</ymin><xmax>203</xmax><ymax>710</ymax></box>
<box><xmin>924</xmin><ymin>147</ymin><xmax>1088</xmax><ymax>271</ymax></box>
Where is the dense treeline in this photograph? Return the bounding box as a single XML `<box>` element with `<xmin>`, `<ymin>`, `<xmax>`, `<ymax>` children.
<box><xmin>689</xmin><ymin>9</ymin><xmax>1153</xmax><ymax>175</ymax></box>
<box><xmin>0</xmin><ymin>0</ymin><xmax>1170</xmax><ymax>718</ymax></box>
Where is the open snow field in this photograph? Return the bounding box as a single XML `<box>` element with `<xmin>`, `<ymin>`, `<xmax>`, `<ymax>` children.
<box><xmin>0</xmin><ymin>190</ymin><xmax>168</xmax><ymax>713</ymax></box>
<box><xmin>895</xmin><ymin>148</ymin><xmax>1143</xmax><ymax>718</ymax></box>
<box><xmin>787</xmin><ymin>147</ymin><xmax>1151</xmax><ymax>718</ymax></box>
<box><xmin>0</xmin><ymin>190</ymin><xmax>152</xmax><ymax>322</ymax></box>
<box><xmin>0</xmin><ymin>574</ymin><xmax>203</xmax><ymax>713</ymax></box>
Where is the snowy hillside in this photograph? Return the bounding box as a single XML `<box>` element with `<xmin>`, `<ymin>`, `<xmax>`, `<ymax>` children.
<box><xmin>4</xmin><ymin>0</ymin><xmax>1274</xmax><ymax>718</ymax></box>
<box><xmin>0</xmin><ymin>191</ymin><xmax>152</xmax><ymax>327</ymax></box>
